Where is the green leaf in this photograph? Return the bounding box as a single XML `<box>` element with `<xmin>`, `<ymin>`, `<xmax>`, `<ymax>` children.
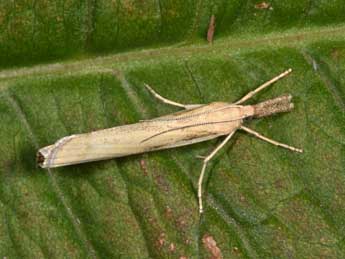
<box><xmin>1</xmin><ymin>1</ymin><xmax>345</xmax><ymax>258</ymax></box>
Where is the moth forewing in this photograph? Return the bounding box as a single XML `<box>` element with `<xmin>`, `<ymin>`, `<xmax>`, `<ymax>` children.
<box><xmin>38</xmin><ymin>102</ymin><xmax>253</xmax><ymax>168</ymax></box>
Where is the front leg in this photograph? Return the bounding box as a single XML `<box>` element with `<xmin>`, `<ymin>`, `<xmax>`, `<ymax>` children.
<box><xmin>235</xmin><ymin>69</ymin><xmax>292</xmax><ymax>105</ymax></box>
<box><xmin>144</xmin><ymin>83</ymin><xmax>202</xmax><ymax>109</ymax></box>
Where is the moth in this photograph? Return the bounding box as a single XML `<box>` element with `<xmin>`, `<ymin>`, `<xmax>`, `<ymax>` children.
<box><xmin>37</xmin><ymin>69</ymin><xmax>302</xmax><ymax>213</ymax></box>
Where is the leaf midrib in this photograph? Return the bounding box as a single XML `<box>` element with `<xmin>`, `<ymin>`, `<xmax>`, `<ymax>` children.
<box><xmin>0</xmin><ymin>24</ymin><xmax>344</xmax><ymax>82</ymax></box>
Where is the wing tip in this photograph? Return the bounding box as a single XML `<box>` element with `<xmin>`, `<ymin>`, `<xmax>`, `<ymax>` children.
<box><xmin>37</xmin><ymin>135</ymin><xmax>77</xmax><ymax>169</ymax></box>
<box><xmin>36</xmin><ymin>151</ymin><xmax>45</xmax><ymax>168</ymax></box>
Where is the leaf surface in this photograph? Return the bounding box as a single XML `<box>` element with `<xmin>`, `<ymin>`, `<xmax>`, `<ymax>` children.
<box><xmin>0</xmin><ymin>1</ymin><xmax>345</xmax><ymax>258</ymax></box>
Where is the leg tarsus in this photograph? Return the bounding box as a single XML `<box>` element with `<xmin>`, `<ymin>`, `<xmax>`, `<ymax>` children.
<box><xmin>235</xmin><ymin>69</ymin><xmax>292</xmax><ymax>105</ymax></box>
<box><xmin>240</xmin><ymin>126</ymin><xmax>303</xmax><ymax>153</ymax></box>
<box><xmin>198</xmin><ymin>131</ymin><xmax>236</xmax><ymax>214</ymax></box>
<box><xmin>144</xmin><ymin>83</ymin><xmax>202</xmax><ymax>109</ymax></box>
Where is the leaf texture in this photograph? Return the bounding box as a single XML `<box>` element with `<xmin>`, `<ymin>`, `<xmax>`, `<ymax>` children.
<box><xmin>0</xmin><ymin>1</ymin><xmax>345</xmax><ymax>258</ymax></box>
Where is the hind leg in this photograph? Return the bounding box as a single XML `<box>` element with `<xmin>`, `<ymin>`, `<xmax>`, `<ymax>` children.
<box><xmin>240</xmin><ymin>126</ymin><xmax>302</xmax><ymax>153</ymax></box>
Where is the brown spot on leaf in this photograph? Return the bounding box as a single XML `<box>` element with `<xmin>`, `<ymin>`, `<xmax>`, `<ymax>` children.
<box><xmin>331</xmin><ymin>48</ymin><xmax>343</xmax><ymax>61</ymax></box>
<box><xmin>154</xmin><ymin>173</ymin><xmax>169</xmax><ymax>192</ymax></box>
<box><xmin>157</xmin><ymin>232</ymin><xmax>166</xmax><ymax>248</ymax></box>
<box><xmin>202</xmin><ymin>234</ymin><xmax>223</xmax><ymax>259</ymax></box>
<box><xmin>169</xmin><ymin>243</ymin><xmax>176</xmax><ymax>253</ymax></box>
<box><xmin>165</xmin><ymin>206</ymin><xmax>173</xmax><ymax>219</ymax></box>
<box><xmin>177</xmin><ymin>215</ymin><xmax>188</xmax><ymax>230</ymax></box>
<box><xmin>255</xmin><ymin>2</ymin><xmax>271</xmax><ymax>10</ymax></box>
<box><xmin>139</xmin><ymin>159</ymin><xmax>148</xmax><ymax>176</ymax></box>
<box><xmin>274</xmin><ymin>178</ymin><xmax>285</xmax><ymax>189</ymax></box>
<box><xmin>207</xmin><ymin>15</ymin><xmax>216</xmax><ymax>43</ymax></box>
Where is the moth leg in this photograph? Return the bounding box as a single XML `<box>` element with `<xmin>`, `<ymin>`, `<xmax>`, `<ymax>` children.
<box><xmin>198</xmin><ymin>130</ymin><xmax>236</xmax><ymax>214</ymax></box>
<box><xmin>144</xmin><ymin>83</ymin><xmax>202</xmax><ymax>109</ymax></box>
<box><xmin>235</xmin><ymin>69</ymin><xmax>292</xmax><ymax>105</ymax></box>
<box><xmin>240</xmin><ymin>126</ymin><xmax>303</xmax><ymax>153</ymax></box>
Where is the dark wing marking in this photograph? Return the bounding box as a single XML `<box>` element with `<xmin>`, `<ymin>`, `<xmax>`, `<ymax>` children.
<box><xmin>141</xmin><ymin>116</ymin><xmax>245</xmax><ymax>143</ymax></box>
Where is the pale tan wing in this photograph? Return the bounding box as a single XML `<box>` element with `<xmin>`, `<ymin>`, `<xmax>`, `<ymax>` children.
<box><xmin>38</xmin><ymin>102</ymin><xmax>252</xmax><ymax>168</ymax></box>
